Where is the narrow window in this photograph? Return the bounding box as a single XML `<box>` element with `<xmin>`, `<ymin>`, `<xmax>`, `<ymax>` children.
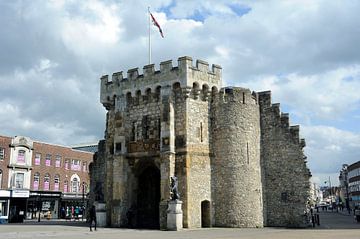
<box><xmin>15</xmin><ymin>173</ymin><xmax>24</xmax><ymax>189</ymax></box>
<box><xmin>243</xmin><ymin>92</ymin><xmax>246</xmax><ymax>104</ymax></box>
<box><xmin>247</xmin><ymin>142</ymin><xmax>249</xmax><ymax>164</ymax></box>
<box><xmin>33</xmin><ymin>173</ymin><xmax>40</xmax><ymax>190</ymax></box>
<box><xmin>45</xmin><ymin>154</ymin><xmax>51</xmax><ymax>166</ymax></box>
<box><xmin>34</xmin><ymin>153</ymin><xmax>41</xmax><ymax>165</ymax></box>
<box><xmin>44</xmin><ymin>174</ymin><xmax>50</xmax><ymax>191</ymax></box>
<box><xmin>200</xmin><ymin>122</ymin><xmax>203</xmax><ymax>142</ymax></box>
<box><xmin>115</xmin><ymin>142</ymin><xmax>122</xmax><ymax>152</ymax></box>
<box><xmin>0</xmin><ymin>148</ymin><xmax>4</xmax><ymax>160</ymax></box>
<box><xmin>17</xmin><ymin>150</ymin><xmax>26</xmax><ymax>164</ymax></box>
<box><xmin>0</xmin><ymin>170</ymin><xmax>2</xmax><ymax>188</ymax></box>
<box><xmin>54</xmin><ymin>175</ymin><xmax>60</xmax><ymax>191</ymax></box>
<box><xmin>55</xmin><ymin>155</ymin><xmax>61</xmax><ymax>168</ymax></box>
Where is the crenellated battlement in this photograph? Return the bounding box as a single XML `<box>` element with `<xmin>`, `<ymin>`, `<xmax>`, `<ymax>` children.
<box><xmin>214</xmin><ymin>87</ymin><xmax>257</xmax><ymax>105</ymax></box>
<box><xmin>100</xmin><ymin>56</ymin><xmax>222</xmax><ymax>108</ymax></box>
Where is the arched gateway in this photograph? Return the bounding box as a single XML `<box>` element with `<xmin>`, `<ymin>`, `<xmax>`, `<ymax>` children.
<box><xmin>136</xmin><ymin>165</ymin><xmax>160</xmax><ymax>229</ymax></box>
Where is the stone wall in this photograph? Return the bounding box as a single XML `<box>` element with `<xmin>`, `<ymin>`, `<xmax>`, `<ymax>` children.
<box><xmin>258</xmin><ymin>91</ymin><xmax>311</xmax><ymax>227</ymax></box>
<box><xmin>211</xmin><ymin>87</ymin><xmax>263</xmax><ymax>228</ymax></box>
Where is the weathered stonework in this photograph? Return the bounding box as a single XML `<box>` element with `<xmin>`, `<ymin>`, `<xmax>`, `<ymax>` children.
<box><xmin>91</xmin><ymin>56</ymin><xmax>311</xmax><ymax>229</ymax></box>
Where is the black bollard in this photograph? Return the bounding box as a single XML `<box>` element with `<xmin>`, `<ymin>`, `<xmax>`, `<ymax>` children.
<box><xmin>316</xmin><ymin>214</ymin><xmax>320</xmax><ymax>225</ymax></box>
<box><xmin>312</xmin><ymin>215</ymin><xmax>315</xmax><ymax>227</ymax></box>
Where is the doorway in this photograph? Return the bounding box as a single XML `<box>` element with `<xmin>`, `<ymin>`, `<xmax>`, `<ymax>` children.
<box><xmin>137</xmin><ymin>165</ymin><xmax>160</xmax><ymax>229</ymax></box>
<box><xmin>201</xmin><ymin>200</ymin><xmax>211</xmax><ymax>227</ymax></box>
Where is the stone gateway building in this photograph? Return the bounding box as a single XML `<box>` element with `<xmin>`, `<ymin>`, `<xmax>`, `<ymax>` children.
<box><xmin>91</xmin><ymin>56</ymin><xmax>311</xmax><ymax>229</ymax></box>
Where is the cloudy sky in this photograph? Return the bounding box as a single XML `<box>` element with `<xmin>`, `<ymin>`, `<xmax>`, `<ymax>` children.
<box><xmin>1</xmin><ymin>0</ymin><xmax>359</xmax><ymax>186</ymax></box>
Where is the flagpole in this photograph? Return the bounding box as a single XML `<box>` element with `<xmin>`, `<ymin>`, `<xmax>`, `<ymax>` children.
<box><xmin>148</xmin><ymin>7</ymin><xmax>151</xmax><ymax>64</ymax></box>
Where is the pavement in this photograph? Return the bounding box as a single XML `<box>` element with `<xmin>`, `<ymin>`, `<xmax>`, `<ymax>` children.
<box><xmin>0</xmin><ymin>211</ymin><xmax>359</xmax><ymax>239</ymax></box>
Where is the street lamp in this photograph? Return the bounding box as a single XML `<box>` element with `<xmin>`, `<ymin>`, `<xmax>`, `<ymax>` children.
<box><xmin>82</xmin><ymin>182</ymin><xmax>85</xmax><ymax>221</ymax></box>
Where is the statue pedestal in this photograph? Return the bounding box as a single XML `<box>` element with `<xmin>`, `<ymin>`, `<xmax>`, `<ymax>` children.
<box><xmin>167</xmin><ymin>200</ymin><xmax>183</xmax><ymax>231</ymax></box>
<box><xmin>95</xmin><ymin>202</ymin><xmax>106</xmax><ymax>227</ymax></box>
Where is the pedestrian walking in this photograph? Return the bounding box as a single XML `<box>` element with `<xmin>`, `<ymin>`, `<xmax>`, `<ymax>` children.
<box><xmin>89</xmin><ymin>205</ymin><xmax>97</xmax><ymax>232</ymax></box>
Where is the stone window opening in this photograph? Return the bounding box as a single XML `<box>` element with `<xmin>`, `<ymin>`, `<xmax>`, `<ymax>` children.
<box><xmin>155</xmin><ymin>86</ymin><xmax>161</xmax><ymax>102</ymax></box>
<box><xmin>135</xmin><ymin>90</ymin><xmax>141</xmax><ymax>105</ymax></box>
<box><xmin>192</xmin><ymin>82</ymin><xmax>200</xmax><ymax>99</ymax></box>
<box><xmin>200</xmin><ymin>122</ymin><xmax>203</xmax><ymax>142</ymax></box>
<box><xmin>131</xmin><ymin>122</ymin><xmax>137</xmax><ymax>141</ymax></box>
<box><xmin>144</xmin><ymin>88</ymin><xmax>152</xmax><ymax>103</ymax></box>
<box><xmin>202</xmin><ymin>84</ymin><xmax>209</xmax><ymax>101</ymax></box>
<box><xmin>115</xmin><ymin>142</ymin><xmax>122</xmax><ymax>152</ymax></box>
<box><xmin>126</xmin><ymin>92</ymin><xmax>132</xmax><ymax>107</ymax></box>
<box><xmin>247</xmin><ymin>142</ymin><xmax>249</xmax><ymax>164</ymax></box>
<box><xmin>243</xmin><ymin>92</ymin><xmax>246</xmax><ymax>104</ymax></box>
<box><xmin>142</xmin><ymin>115</ymin><xmax>150</xmax><ymax>140</ymax></box>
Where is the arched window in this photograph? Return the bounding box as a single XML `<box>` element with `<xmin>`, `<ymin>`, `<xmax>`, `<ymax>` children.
<box><xmin>54</xmin><ymin>175</ymin><xmax>60</xmax><ymax>191</ymax></box>
<box><xmin>44</xmin><ymin>173</ymin><xmax>50</xmax><ymax>191</ymax></box>
<box><xmin>64</xmin><ymin>180</ymin><xmax>68</xmax><ymax>193</ymax></box>
<box><xmin>33</xmin><ymin>172</ymin><xmax>40</xmax><ymax>190</ymax></box>
<box><xmin>17</xmin><ymin>150</ymin><xmax>26</xmax><ymax>164</ymax></box>
<box><xmin>72</xmin><ymin>178</ymin><xmax>79</xmax><ymax>193</ymax></box>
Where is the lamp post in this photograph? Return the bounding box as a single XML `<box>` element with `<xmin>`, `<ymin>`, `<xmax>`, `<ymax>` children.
<box><xmin>82</xmin><ymin>182</ymin><xmax>85</xmax><ymax>221</ymax></box>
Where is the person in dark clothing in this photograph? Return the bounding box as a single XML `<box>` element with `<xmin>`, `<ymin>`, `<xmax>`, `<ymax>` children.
<box><xmin>89</xmin><ymin>205</ymin><xmax>97</xmax><ymax>231</ymax></box>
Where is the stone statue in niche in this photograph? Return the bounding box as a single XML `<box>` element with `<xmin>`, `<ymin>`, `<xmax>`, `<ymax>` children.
<box><xmin>170</xmin><ymin>176</ymin><xmax>180</xmax><ymax>200</ymax></box>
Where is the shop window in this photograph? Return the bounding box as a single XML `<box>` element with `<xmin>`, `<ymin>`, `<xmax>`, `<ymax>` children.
<box><xmin>44</xmin><ymin>174</ymin><xmax>50</xmax><ymax>191</ymax></box>
<box><xmin>15</xmin><ymin>173</ymin><xmax>24</xmax><ymax>189</ymax></box>
<box><xmin>34</xmin><ymin>153</ymin><xmax>41</xmax><ymax>165</ymax></box>
<box><xmin>0</xmin><ymin>148</ymin><xmax>4</xmax><ymax>160</ymax></box>
<box><xmin>54</xmin><ymin>175</ymin><xmax>60</xmax><ymax>191</ymax></box>
<box><xmin>33</xmin><ymin>173</ymin><xmax>40</xmax><ymax>190</ymax></box>
<box><xmin>45</xmin><ymin>154</ymin><xmax>51</xmax><ymax>166</ymax></box>
<box><xmin>17</xmin><ymin>150</ymin><xmax>25</xmax><ymax>164</ymax></box>
<box><xmin>55</xmin><ymin>155</ymin><xmax>61</xmax><ymax>168</ymax></box>
<box><xmin>0</xmin><ymin>199</ymin><xmax>8</xmax><ymax>217</ymax></box>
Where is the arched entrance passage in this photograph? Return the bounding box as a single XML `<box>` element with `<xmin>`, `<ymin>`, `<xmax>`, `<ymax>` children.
<box><xmin>137</xmin><ymin>165</ymin><xmax>160</xmax><ymax>229</ymax></box>
<box><xmin>201</xmin><ymin>200</ymin><xmax>211</xmax><ymax>227</ymax></box>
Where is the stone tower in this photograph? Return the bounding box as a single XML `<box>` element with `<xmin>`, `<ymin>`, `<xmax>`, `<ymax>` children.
<box><xmin>93</xmin><ymin>56</ymin><xmax>311</xmax><ymax>229</ymax></box>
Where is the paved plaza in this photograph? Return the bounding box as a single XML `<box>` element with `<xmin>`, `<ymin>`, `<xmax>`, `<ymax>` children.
<box><xmin>0</xmin><ymin>211</ymin><xmax>359</xmax><ymax>239</ymax></box>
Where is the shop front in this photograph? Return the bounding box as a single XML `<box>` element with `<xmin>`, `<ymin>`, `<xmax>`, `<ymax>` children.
<box><xmin>27</xmin><ymin>191</ymin><xmax>61</xmax><ymax>220</ymax></box>
<box><xmin>0</xmin><ymin>190</ymin><xmax>10</xmax><ymax>223</ymax></box>
<box><xmin>9</xmin><ymin>189</ymin><xmax>29</xmax><ymax>223</ymax></box>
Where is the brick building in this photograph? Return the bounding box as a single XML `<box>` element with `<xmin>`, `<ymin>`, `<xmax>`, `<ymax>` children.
<box><xmin>0</xmin><ymin>135</ymin><xmax>94</xmax><ymax>223</ymax></box>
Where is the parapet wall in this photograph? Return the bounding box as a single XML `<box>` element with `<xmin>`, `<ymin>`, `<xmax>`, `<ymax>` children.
<box><xmin>100</xmin><ymin>56</ymin><xmax>222</xmax><ymax>109</ymax></box>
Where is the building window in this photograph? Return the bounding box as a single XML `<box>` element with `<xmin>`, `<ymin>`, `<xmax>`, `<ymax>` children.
<box><xmin>0</xmin><ymin>148</ymin><xmax>4</xmax><ymax>160</ymax></box>
<box><xmin>45</xmin><ymin>154</ymin><xmax>51</xmax><ymax>166</ymax></box>
<box><xmin>0</xmin><ymin>199</ymin><xmax>8</xmax><ymax>217</ymax></box>
<box><xmin>17</xmin><ymin>150</ymin><xmax>26</xmax><ymax>164</ymax></box>
<box><xmin>54</xmin><ymin>175</ymin><xmax>60</xmax><ymax>191</ymax></box>
<box><xmin>72</xmin><ymin>178</ymin><xmax>79</xmax><ymax>193</ymax></box>
<box><xmin>55</xmin><ymin>155</ymin><xmax>61</xmax><ymax>168</ymax></box>
<box><xmin>15</xmin><ymin>173</ymin><xmax>24</xmax><ymax>189</ymax></box>
<box><xmin>83</xmin><ymin>162</ymin><xmax>87</xmax><ymax>172</ymax></box>
<box><xmin>33</xmin><ymin>173</ymin><xmax>40</xmax><ymax>190</ymax></box>
<box><xmin>44</xmin><ymin>174</ymin><xmax>50</xmax><ymax>191</ymax></box>
<box><xmin>34</xmin><ymin>153</ymin><xmax>41</xmax><ymax>165</ymax></box>
<box><xmin>65</xmin><ymin>159</ymin><xmax>69</xmax><ymax>170</ymax></box>
<box><xmin>64</xmin><ymin>180</ymin><xmax>68</xmax><ymax>193</ymax></box>
<box><xmin>0</xmin><ymin>170</ymin><xmax>2</xmax><ymax>188</ymax></box>
<box><xmin>71</xmin><ymin>159</ymin><xmax>81</xmax><ymax>171</ymax></box>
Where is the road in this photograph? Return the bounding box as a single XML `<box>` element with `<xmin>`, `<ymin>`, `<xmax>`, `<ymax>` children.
<box><xmin>0</xmin><ymin>211</ymin><xmax>359</xmax><ymax>239</ymax></box>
